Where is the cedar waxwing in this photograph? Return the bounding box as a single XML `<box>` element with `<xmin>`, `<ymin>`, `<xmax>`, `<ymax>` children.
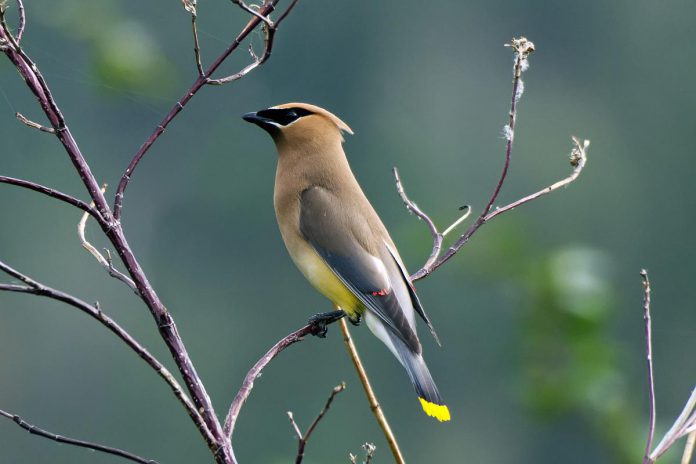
<box><xmin>242</xmin><ymin>103</ymin><xmax>450</xmax><ymax>422</ymax></box>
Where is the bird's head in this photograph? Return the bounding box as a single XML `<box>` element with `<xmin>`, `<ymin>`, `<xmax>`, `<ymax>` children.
<box><xmin>242</xmin><ymin>102</ymin><xmax>353</xmax><ymax>148</ymax></box>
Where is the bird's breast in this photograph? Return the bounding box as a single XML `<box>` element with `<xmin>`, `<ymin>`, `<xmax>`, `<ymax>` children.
<box><xmin>274</xmin><ymin>187</ymin><xmax>362</xmax><ymax>317</ymax></box>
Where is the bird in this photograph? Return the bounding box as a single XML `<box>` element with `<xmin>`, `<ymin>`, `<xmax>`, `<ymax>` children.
<box><xmin>242</xmin><ymin>102</ymin><xmax>450</xmax><ymax>422</ymax></box>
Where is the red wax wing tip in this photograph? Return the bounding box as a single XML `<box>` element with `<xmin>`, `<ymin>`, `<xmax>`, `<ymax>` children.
<box><xmin>371</xmin><ymin>288</ymin><xmax>390</xmax><ymax>297</ymax></box>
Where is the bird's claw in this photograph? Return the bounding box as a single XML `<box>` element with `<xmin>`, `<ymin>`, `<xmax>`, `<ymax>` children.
<box><xmin>348</xmin><ymin>313</ymin><xmax>361</xmax><ymax>326</ymax></box>
<box><xmin>308</xmin><ymin>310</ymin><xmax>346</xmax><ymax>337</ymax></box>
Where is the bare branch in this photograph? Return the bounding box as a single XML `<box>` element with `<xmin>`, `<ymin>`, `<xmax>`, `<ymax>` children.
<box><xmin>339</xmin><ymin>319</ymin><xmax>405</xmax><ymax>464</ymax></box>
<box><xmin>482</xmin><ymin>137</ymin><xmax>588</xmax><ymax>221</ymax></box>
<box><xmin>113</xmin><ymin>0</ymin><xmax>300</xmax><ymax>219</ymax></box>
<box><xmin>442</xmin><ymin>206</ymin><xmax>471</xmax><ymax>236</ymax></box>
<box><xmin>287</xmin><ymin>412</ymin><xmax>303</xmax><ymax>441</ymax></box>
<box><xmin>0</xmin><ymin>260</ymin><xmax>216</xmax><ymax>450</ymax></box>
<box><xmin>16</xmin><ymin>111</ymin><xmax>54</xmax><ymax>133</ymax></box>
<box><xmin>404</xmin><ymin>135</ymin><xmax>588</xmax><ymax>280</ymax></box>
<box><xmin>231</xmin><ymin>0</ymin><xmax>274</xmax><ymax>28</ymax></box>
<box><xmin>3</xmin><ymin>13</ymin><xmax>233</xmax><ymax>456</ymax></box>
<box><xmin>642</xmin><ymin>269</ymin><xmax>656</xmax><ymax>463</ymax></box>
<box><xmin>349</xmin><ymin>443</ymin><xmax>377</xmax><ymax>464</ymax></box>
<box><xmin>475</xmin><ymin>38</ymin><xmax>536</xmax><ymax>220</ymax></box>
<box><xmin>191</xmin><ymin>12</ymin><xmax>204</xmax><ymax>77</ymax></box>
<box><xmin>181</xmin><ymin>0</ymin><xmax>204</xmax><ymax>76</ymax></box>
<box><xmin>289</xmin><ymin>383</ymin><xmax>347</xmax><ymax>464</ymax></box>
<box><xmin>402</xmin><ymin>37</ymin><xmax>543</xmax><ymax>281</ymax></box>
<box><xmin>638</xmin><ymin>269</ymin><xmax>696</xmax><ymax>463</ymax></box>
<box><xmin>0</xmin><ymin>408</ymin><xmax>157</xmax><ymax>464</ymax></box>
<box><xmin>0</xmin><ymin>175</ymin><xmax>103</xmax><ymax>223</ymax></box>
<box><xmin>181</xmin><ymin>0</ymin><xmax>197</xmax><ymax>15</ymax></box>
<box><xmin>393</xmin><ymin>167</ymin><xmax>444</xmax><ymax>270</ymax></box>
<box><xmin>14</xmin><ymin>0</ymin><xmax>24</xmax><ymax>43</ymax></box>
<box><xmin>275</xmin><ymin>0</ymin><xmax>301</xmax><ymax>25</ymax></box>
<box><xmin>0</xmin><ymin>0</ymin><xmax>23</xmax><ymax>44</ymax></box>
<box><xmin>683</xmin><ymin>431</ymin><xmax>696</xmax><ymax>464</ymax></box>
<box><xmin>363</xmin><ymin>443</ymin><xmax>377</xmax><ymax>464</ymax></box>
<box><xmin>0</xmin><ymin>11</ymin><xmax>113</xmax><ymax>221</ymax></box>
<box><xmin>650</xmin><ymin>388</ymin><xmax>696</xmax><ymax>461</ymax></box>
<box><xmin>2</xmin><ymin>3</ymin><xmax>305</xmax><ymax>461</ymax></box>
<box><xmin>398</xmin><ymin>55</ymin><xmax>590</xmax><ymax>281</ymax></box>
<box><xmin>393</xmin><ymin>167</ymin><xmax>471</xmax><ymax>273</ymax></box>
<box><xmin>223</xmin><ymin>322</ymin><xmax>323</xmax><ymax>441</ymax></box>
<box><xmin>208</xmin><ymin>0</ymin><xmax>300</xmax><ymax>85</ymax></box>
<box><xmin>302</xmin><ymin>383</ymin><xmax>346</xmax><ymax>448</ymax></box>
<box><xmin>206</xmin><ymin>43</ymin><xmax>266</xmax><ymax>85</ymax></box>
<box><xmin>77</xmin><ymin>185</ymin><xmax>138</xmax><ymax>293</ymax></box>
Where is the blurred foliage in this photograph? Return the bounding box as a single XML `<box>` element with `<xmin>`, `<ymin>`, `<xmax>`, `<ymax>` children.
<box><xmin>520</xmin><ymin>247</ymin><xmax>644</xmax><ymax>463</ymax></box>
<box><xmin>32</xmin><ymin>0</ymin><xmax>177</xmax><ymax>95</ymax></box>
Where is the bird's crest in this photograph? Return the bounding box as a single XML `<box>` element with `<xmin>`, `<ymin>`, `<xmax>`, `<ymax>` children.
<box><xmin>272</xmin><ymin>102</ymin><xmax>354</xmax><ymax>135</ymax></box>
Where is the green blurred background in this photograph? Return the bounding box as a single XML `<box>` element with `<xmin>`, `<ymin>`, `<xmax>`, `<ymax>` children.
<box><xmin>1</xmin><ymin>1</ymin><xmax>695</xmax><ymax>462</ymax></box>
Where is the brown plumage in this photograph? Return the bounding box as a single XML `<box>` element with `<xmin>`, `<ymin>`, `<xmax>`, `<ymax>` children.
<box><xmin>243</xmin><ymin>102</ymin><xmax>450</xmax><ymax>421</ymax></box>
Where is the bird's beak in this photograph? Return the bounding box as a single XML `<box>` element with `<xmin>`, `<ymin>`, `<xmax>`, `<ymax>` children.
<box><xmin>242</xmin><ymin>111</ymin><xmax>279</xmax><ymax>133</ymax></box>
<box><xmin>242</xmin><ymin>111</ymin><xmax>263</xmax><ymax>124</ymax></box>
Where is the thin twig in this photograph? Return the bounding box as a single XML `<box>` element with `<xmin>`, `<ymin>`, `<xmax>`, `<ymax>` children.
<box><xmin>191</xmin><ymin>14</ymin><xmax>204</xmax><ymax>77</ymax></box>
<box><xmin>0</xmin><ymin>260</ymin><xmax>216</xmax><ymax>450</ymax></box>
<box><xmin>638</xmin><ymin>269</ymin><xmax>696</xmax><ymax>463</ymax></box>
<box><xmin>339</xmin><ymin>319</ymin><xmax>405</xmax><ymax>464</ymax></box>
<box><xmin>275</xmin><ymin>0</ymin><xmax>301</xmax><ymax>25</ymax></box>
<box><xmin>14</xmin><ymin>0</ymin><xmax>24</xmax><ymax>43</ymax></box>
<box><xmin>349</xmin><ymin>443</ymin><xmax>377</xmax><ymax>464</ymax></box>
<box><xmin>288</xmin><ymin>412</ymin><xmax>303</xmax><ymax>443</ymax></box>
<box><xmin>393</xmin><ymin>167</ymin><xmax>444</xmax><ymax>270</ymax></box>
<box><xmin>402</xmin><ymin>104</ymin><xmax>589</xmax><ymax>280</ymax></box>
<box><xmin>683</xmin><ymin>431</ymin><xmax>696</xmax><ymax>464</ymax></box>
<box><xmin>231</xmin><ymin>0</ymin><xmax>274</xmax><ymax>27</ymax></box>
<box><xmin>113</xmin><ymin>0</ymin><xmax>298</xmax><ymax>219</ymax></box>
<box><xmin>393</xmin><ymin>167</ymin><xmax>470</xmax><ymax>272</ymax></box>
<box><xmin>205</xmin><ymin>44</ymin><xmax>266</xmax><ymax>85</ymax></box>
<box><xmin>363</xmin><ymin>443</ymin><xmax>377</xmax><ymax>464</ymax></box>
<box><xmin>0</xmin><ymin>11</ymin><xmax>113</xmax><ymax>221</ymax></box>
<box><xmin>651</xmin><ymin>388</ymin><xmax>696</xmax><ymax>461</ymax></box>
<box><xmin>289</xmin><ymin>383</ymin><xmax>347</xmax><ymax>464</ymax></box>
<box><xmin>405</xmin><ymin>37</ymin><xmax>540</xmax><ymax>281</ymax></box>
<box><xmin>16</xmin><ymin>111</ymin><xmax>54</xmax><ymax>133</ymax></box>
<box><xmin>0</xmin><ymin>409</ymin><xmax>157</xmax><ymax>464</ymax></box>
<box><xmin>223</xmin><ymin>323</ymin><xmax>322</xmax><ymax>441</ymax></box>
<box><xmin>0</xmin><ymin>175</ymin><xmax>103</xmax><ymax>223</ymax></box>
<box><xmin>482</xmin><ymin>137</ymin><xmax>588</xmax><ymax>223</ymax></box>
<box><xmin>0</xmin><ymin>0</ymin><xmax>23</xmax><ymax>45</ymax></box>
<box><xmin>642</xmin><ymin>269</ymin><xmax>656</xmax><ymax>464</ymax></box>
<box><xmin>77</xmin><ymin>185</ymin><xmax>138</xmax><ymax>293</ymax></box>
<box><xmin>442</xmin><ymin>206</ymin><xmax>471</xmax><ymax>236</ymax></box>
<box><xmin>207</xmin><ymin>0</ymin><xmax>301</xmax><ymax>85</ymax></box>
<box><xmin>183</xmin><ymin>0</ymin><xmax>205</xmax><ymax>76</ymax></box>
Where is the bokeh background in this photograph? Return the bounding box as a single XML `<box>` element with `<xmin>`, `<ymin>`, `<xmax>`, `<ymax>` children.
<box><xmin>1</xmin><ymin>1</ymin><xmax>695</xmax><ymax>463</ymax></box>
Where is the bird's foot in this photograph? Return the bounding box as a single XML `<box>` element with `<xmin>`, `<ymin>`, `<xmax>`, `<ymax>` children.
<box><xmin>308</xmin><ymin>310</ymin><xmax>346</xmax><ymax>338</ymax></box>
<box><xmin>348</xmin><ymin>313</ymin><xmax>362</xmax><ymax>326</ymax></box>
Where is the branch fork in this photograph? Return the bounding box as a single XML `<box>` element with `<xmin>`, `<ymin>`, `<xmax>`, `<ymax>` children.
<box><xmin>288</xmin><ymin>383</ymin><xmax>347</xmax><ymax>464</ymax></box>
<box><xmin>1</xmin><ymin>1</ymin><xmax>303</xmax><ymax>463</ymax></box>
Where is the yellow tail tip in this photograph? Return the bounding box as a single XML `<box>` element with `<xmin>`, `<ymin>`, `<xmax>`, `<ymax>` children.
<box><xmin>418</xmin><ymin>397</ymin><xmax>451</xmax><ymax>422</ymax></box>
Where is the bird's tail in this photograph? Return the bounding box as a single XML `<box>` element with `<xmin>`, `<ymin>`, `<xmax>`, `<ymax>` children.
<box><xmin>392</xmin><ymin>334</ymin><xmax>451</xmax><ymax>422</ymax></box>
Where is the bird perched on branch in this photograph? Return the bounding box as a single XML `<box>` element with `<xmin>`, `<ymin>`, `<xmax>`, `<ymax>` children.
<box><xmin>243</xmin><ymin>102</ymin><xmax>450</xmax><ymax>422</ymax></box>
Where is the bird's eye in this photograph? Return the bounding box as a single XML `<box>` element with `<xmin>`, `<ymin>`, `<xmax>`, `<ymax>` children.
<box><xmin>287</xmin><ymin>111</ymin><xmax>298</xmax><ymax>119</ymax></box>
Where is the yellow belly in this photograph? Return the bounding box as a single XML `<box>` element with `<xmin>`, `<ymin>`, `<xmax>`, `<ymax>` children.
<box><xmin>292</xmin><ymin>243</ymin><xmax>363</xmax><ymax>319</ymax></box>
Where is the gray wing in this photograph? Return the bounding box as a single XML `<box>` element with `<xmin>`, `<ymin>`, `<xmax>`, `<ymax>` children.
<box><xmin>299</xmin><ymin>186</ymin><xmax>421</xmax><ymax>353</ymax></box>
<box><xmin>384</xmin><ymin>244</ymin><xmax>441</xmax><ymax>346</ymax></box>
